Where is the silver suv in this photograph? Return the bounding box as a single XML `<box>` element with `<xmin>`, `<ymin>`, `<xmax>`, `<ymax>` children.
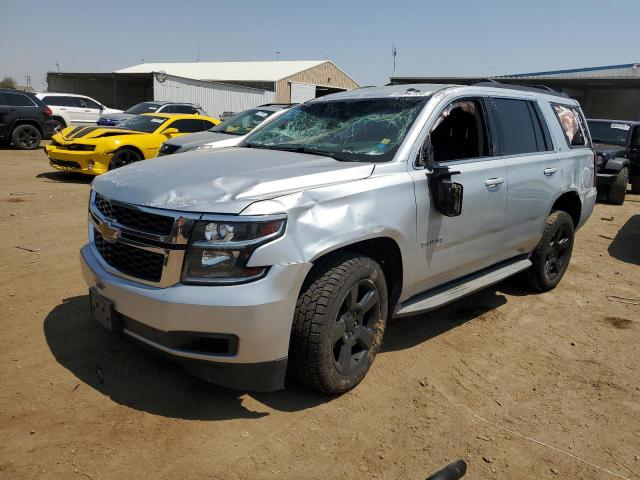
<box><xmin>81</xmin><ymin>83</ymin><xmax>596</xmax><ymax>394</ymax></box>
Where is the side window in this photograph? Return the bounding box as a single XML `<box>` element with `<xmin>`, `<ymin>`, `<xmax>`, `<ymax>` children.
<box><xmin>0</xmin><ymin>93</ymin><xmax>7</xmax><ymax>105</ymax></box>
<box><xmin>173</xmin><ymin>105</ymin><xmax>197</xmax><ymax>114</ymax></box>
<box><xmin>80</xmin><ymin>97</ymin><xmax>102</xmax><ymax>109</ymax></box>
<box><xmin>66</xmin><ymin>97</ymin><xmax>85</xmax><ymax>108</ymax></box>
<box><xmin>490</xmin><ymin>98</ymin><xmax>542</xmax><ymax>155</ymax></box>
<box><xmin>160</xmin><ymin>105</ymin><xmax>175</xmax><ymax>113</ymax></box>
<box><xmin>430</xmin><ymin>98</ymin><xmax>490</xmax><ymax>162</ymax></box>
<box><xmin>5</xmin><ymin>93</ymin><xmax>36</xmax><ymax>107</ymax></box>
<box><xmin>552</xmin><ymin>104</ymin><xmax>589</xmax><ymax>147</ymax></box>
<box><xmin>168</xmin><ymin>119</ymin><xmax>207</xmax><ymax>133</ymax></box>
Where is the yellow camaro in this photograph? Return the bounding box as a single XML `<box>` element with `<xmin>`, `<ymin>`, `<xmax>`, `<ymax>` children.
<box><xmin>45</xmin><ymin>113</ymin><xmax>220</xmax><ymax>175</ymax></box>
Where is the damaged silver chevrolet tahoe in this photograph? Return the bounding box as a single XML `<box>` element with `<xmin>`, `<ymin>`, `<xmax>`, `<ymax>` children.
<box><xmin>81</xmin><ymin>82</ymin><xmax>596</xmax><ymax>394</ymax></box>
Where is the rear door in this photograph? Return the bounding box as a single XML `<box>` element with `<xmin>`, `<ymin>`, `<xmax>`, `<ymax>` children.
<box><xmin>487</xmin><ymin>97</ymin><xmax>560</xmax><ymax>256</ymax></box>
<box><xmin>79</xmin><ymin>96</ymin><xmax>103</xmax><ymax>123</ymax></box>
<box><xmin>410</xmin><ymin>96</ymin><xmax>509</xmax><ymax>293</ymax></box>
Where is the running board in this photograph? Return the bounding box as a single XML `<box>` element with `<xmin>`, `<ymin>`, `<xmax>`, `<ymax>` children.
<box><xmin>394</xmin><ymin>258</ymin><xmax>532</xmax><ymax>318</ymax></box>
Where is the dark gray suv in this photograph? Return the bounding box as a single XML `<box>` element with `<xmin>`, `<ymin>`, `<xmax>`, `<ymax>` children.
<box><xmin>0</xmin><ymin>89</ymin><xmax>56</xmax><ymax>149</ymax></box>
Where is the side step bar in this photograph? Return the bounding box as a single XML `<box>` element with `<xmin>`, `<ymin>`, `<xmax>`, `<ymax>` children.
<box><xmin>394</xmin><ymin>258</ymin><xmax>532</xmax><ymax>318</ymax></box>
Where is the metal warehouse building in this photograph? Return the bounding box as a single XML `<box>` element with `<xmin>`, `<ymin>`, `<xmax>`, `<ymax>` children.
<box><xmin>391</xmin><ymin>63</ymin><xmax>640</xmax><ymax>121</ymax></box>
<box><xmin>47</xmin><ymin>60</ymin><xmax>359</xmax><ymax>118</ymax></box>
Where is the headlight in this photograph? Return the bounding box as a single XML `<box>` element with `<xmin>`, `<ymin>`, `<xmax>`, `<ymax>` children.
<box><xmin>182</xmin><ymin>215</ymin><xmax>286</xmax><ymax>285</ymax></box>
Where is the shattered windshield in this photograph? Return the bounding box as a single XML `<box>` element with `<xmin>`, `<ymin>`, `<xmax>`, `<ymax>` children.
<box><xmin>243</xmin><ymin>97</ymin><xmax>427</xmax><ymax>162</ymax></box>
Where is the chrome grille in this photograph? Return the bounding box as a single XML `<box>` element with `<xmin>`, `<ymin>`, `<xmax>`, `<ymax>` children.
<box><xmin>95</xmin><ymin>193</ymin><xmax>174</xmax><ymax>236</ymax></box>
<box><xmin>94</xmin><ymin>228</ymin><xmax>164</xmax><ymax>282</ymax></box>
<box><xmin>88</xmin><ymin>191</ymin><xmax>199</xmax><ymax>287</ymax></box>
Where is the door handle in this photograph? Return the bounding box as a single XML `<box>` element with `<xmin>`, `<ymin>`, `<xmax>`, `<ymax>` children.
<box><xmin>59</xmin><ymin>108</ymin><xmax>67</xmax><ymax>110</ymax></box>
<box><xmin>484</xmin><ymin>177</ymin><xmax>504</xmax><ymax>187</ymax></box>
<box><xmin>84</xmin><ymin>109</ymin><xmax>91</xmax><ymax>112</ymax></box>
<box><xmin>544</xmin><ymin>168</ymin><xmax>557</xmax><ymax>176</ymax></box>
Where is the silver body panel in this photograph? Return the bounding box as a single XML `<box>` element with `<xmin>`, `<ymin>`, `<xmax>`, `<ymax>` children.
<box><xmin>81</xmin><ymin>83</ymin><xmax>596</xmax><ymax>373</ymax></box>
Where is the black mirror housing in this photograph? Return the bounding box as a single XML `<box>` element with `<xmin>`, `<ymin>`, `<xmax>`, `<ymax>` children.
<box><xmin>435</xmin><ymin>179</ymin><xmax>463</xmax><ymax>217</ymax></box>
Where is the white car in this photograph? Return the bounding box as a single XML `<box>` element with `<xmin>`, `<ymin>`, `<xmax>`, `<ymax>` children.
<box><xmin>36</xmin><ymin>93</ymin><xmax>122</xmax><ymax>130</ymax></box>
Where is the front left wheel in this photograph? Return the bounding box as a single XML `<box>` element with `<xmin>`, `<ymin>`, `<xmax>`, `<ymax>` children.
<box><xmin>108</xmin><ymin>148</ymin><xmax>142</xmax><ymax>170</ymax></box>
<box><xmin>288</xmin><ymin>253</ymin><xmax>388</xmax><ymax>394</ymax></box>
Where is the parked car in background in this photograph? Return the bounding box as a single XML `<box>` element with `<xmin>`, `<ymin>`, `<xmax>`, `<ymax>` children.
<box><xmin>219</xmin><ymin>111</ymin><xmax>237</xmax><ymax>122</ymax></box>
<box><xmin>587</xmin><ymin>118</ymin><xmax>640</xmax><ymax>201</ymax></box>
<box><xmin>80</xmin><ymin>83</ymin><xmax>596</xmax><ymax>394</ymax></box>
<box><xmin>97</xmin><ymin>101</ymin><xmax>207</xmax><ymax>126</ymax></box>
<box><xmin>0</xmin><ymin>89</ymin><xmax>56</xmax><ymax>149</ymax></box>
<box><xmin>158</xmin><ymin>104</ymin><xmax>295</xmax><ymax>156</ymax></box>
<box><xmin>45</xmin><ymin>113</ymin><xmax>219</xmax><ymax>175</ymax></box>
<box><xmin>36</xmin><ymin>93</ymin><xmax>122</xmax><ymax>131</ymax></box>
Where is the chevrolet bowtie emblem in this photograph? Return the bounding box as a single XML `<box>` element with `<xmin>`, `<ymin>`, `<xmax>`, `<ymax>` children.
<box><xmin>97</xmin><ymin>222</ymin><xmax>121</xmax><ymax>244</ymax></box>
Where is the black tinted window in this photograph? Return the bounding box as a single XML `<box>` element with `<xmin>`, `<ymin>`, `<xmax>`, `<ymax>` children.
<box><xmin>172</xmin><ymin>105</ymin><xmax>197</xmax><ymax>114</ymax></box>
<box><xmin>430</xmin><ymin>98</ymin><xmax>490</xmax><ymax>162</ymax></box>
<box><xmin>4</xmin><ymin>92</ymin><xmax>36</xmax><ymax>107</ymax></box>
<box><xmin>169</xmin><ymin>119</ymin><xmax>208</xmax><ymax>133</ymax></box>
<box><xmin>491</xmin><ymin>98</ymin><xmax>539</xmax><ymax>155</ymax></box>
<box><xmin>43</xmin><ymin>96</ymin><xmax>70</xmax><ymax>107</ymax></box>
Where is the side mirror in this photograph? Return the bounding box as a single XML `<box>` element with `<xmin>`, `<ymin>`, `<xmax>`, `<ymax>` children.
<box><xmin>429</xmin><ymin>166</ymin><xmax>463</xmax><ymax>217</ymax></box>
<box><xmin>163</xmin><ymin>127</ymin><xmax>179</xmax><ymax>136</ymax></box>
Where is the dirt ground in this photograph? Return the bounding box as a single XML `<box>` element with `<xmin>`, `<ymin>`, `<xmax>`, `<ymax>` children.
<box><xmin>0</xmin><ymin>147</ymin><xmax>639</xmax><ymax>480</ymax></box>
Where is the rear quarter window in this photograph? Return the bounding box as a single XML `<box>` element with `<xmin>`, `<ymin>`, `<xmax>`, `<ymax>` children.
<box><xmin>3</xmin><ymin>92</ymin><xmax>36</xmax><ymax>107</ymax></box>
<box><xmin>552</xmin><ymin>104</ymin><xmax>590</xmax><ymax>148</ymax></box>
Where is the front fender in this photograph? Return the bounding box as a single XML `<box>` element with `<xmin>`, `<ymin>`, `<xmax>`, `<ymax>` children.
<box><xmin>604</xmin><ymin>157</ymin><xmax>630</xmax><ymax>172</ymax></box>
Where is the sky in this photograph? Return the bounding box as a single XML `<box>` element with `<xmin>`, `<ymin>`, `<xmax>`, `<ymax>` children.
<box><xmin>1</xmin><ymin>0</ymin><xmax>639</xmax><ymax>91</ymax></box>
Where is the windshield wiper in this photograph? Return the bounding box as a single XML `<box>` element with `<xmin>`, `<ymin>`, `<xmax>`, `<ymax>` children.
<box><xmin>244</xmin><ymin>143</ymin><xmax>353</xmax><ymax>161</ymax></box>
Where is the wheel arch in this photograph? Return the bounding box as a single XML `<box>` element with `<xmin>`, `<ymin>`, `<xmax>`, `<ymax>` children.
<box><xmin>550</xmin><ymin>190</ymin><xmax>582</xmax><ymax>228</ymax></box>
<box><xmin>11</xmin><ymin>118</ymin><xmax>43</xmax><ymax>135</ymax></box>
<box><xmin>113</xmin><ymin>144</ymin><xmax>145</xmax><ymax>159</ymax></box>
<box><xmin>308</xmin><ymin>236</ymin><xmax>404</xmax><ymax>308</ymax></box>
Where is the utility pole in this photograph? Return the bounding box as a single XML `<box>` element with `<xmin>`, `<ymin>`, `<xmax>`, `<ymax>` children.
<box><xmin>391</xmin><ymin>44</ymin><xmax>398</xmax><ymax>78</ymax></box>
<box><xmin>24</xmin><ymin>74</ymin><xmax>31</xmax><ymax>89</ymax></box>
<box><xmin>55</xmin><ymin>60</ymin><xmax>60</xmax><ymax>73</ymax></box>
<box><xmin>197</xmin><ymin>40</ymin><xmax>200</xmax><ymax>62</ymax></box>
<box><xmin>275</xmin><ymin>51</ymin><xmax>280</xmax><ymax>61</ymax></box>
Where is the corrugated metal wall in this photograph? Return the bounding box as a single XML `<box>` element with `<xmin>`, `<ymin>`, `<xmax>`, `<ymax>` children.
<box><xmin>153</xmin><ymin>74</ymin><xmax>275</xmax><ymax>119</ymax></box>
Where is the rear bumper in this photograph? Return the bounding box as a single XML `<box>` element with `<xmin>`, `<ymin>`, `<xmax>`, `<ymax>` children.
<box><xmin>80</xmin><ymin>244</ymin><xmax>311</xmax><ymax>391</ymax></box>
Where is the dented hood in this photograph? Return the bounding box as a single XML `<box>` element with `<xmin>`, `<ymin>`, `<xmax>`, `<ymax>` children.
<box><xmin>92</xmin><ymin>147</ymin><xmax>375</xmax><ymax>214</ymax></box>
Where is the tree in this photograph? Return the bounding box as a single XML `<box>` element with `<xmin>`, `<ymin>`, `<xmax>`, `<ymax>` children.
<box><xmin>0</xmin><ymin>76</ymin><xmax>16</xmax><ymax>88</ymax></box>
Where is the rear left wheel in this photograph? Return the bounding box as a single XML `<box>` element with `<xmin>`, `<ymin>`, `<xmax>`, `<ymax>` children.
<box><xmin>524</xmin><ymin>211</ymin><xmax>574</xmax><ymax>292</ymax></box>
<box><xmin>289</xmin><ymin>253</ymin><xmax>388</xmax><ymax>394</ymax></box>
<box><xmin>12</xmin><ymin>124</ymin><xmax>41</xmax><ymax>150</ymax></box>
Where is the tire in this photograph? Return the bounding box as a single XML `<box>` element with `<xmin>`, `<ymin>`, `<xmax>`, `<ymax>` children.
<box><xmin>51</xmin><ymin>117</ymin><xmax>66</xmax><ymax>132</ymax></box>
<box><xmin>631</xmin><ymin>178</ymin><xmax>640</xmax><ymax>195</ymax></box>
<box><xmin>524</xmin><ymin>211</ymin><xmax>575</xmax><ymax>292</ymax></box>
<box><xmin>606</xmin><ymin>167</ymin><xmax>628</xmax><ymax>205</ymax></box>
<box><xmin>11</xmin><ymin>124</ymin><xmax>41</xmax><ymax>150</ymax></box>
<box><xmin>289</xmin><ymin>253</ymin><xmax>388</xmax><ymax>394</ymax></box>
<box><xmin>108</xmin><ymin>148</ymin><xmax>142</xmax><ymax>170</ymax></box>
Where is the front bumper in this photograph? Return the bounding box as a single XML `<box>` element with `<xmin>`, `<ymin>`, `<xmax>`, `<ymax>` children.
<box><xmin>596</xmin><ymin>172</ymin><xmax>617</xmax><ymax>188</ymax></box>
<box><xmin>80</xmin><ymin>244</ymin><xmax>311</xmax><ymax>391</ymax></box>
<box><xmin>45</xmin><ymin>144</ymin><xmax>111</xmax><ymax>175</ymax></box>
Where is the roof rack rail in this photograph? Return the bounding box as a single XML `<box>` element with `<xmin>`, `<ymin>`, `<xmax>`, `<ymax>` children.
<box><xmin>257</xmin><ymin>103</ymin><xmax>297</xmax><ymax>107</ymax></box>
<box><xmin>472</xmin><ymin>79</ymin><xmax>569</xmax><ymax>98</ymax></box>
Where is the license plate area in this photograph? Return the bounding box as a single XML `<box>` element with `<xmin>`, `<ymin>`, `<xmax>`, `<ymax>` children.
<box><xmin>89</xmin><ymin>288</ymin><xmax>122</xmax><ymax>333</ymax></box>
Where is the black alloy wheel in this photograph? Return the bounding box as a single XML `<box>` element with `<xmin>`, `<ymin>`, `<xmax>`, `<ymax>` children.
<box><xmin>109</xmin><ymin>148</ymin><xmax>142</xmax><ymax>170</ymax></box>
<box><xmin>332</xmin><ymin>279</ymin><xmax>381</xmax><ymax>375</ymax></box>
<box><xmin>543</xmin><ymin>223</ymin><xmax>572</xmax><ymax>282</ymax></box>
<box><xmin>12</xmin><ymin>125</ymin><xmax>41</xmax><ymax>150</ymax></box>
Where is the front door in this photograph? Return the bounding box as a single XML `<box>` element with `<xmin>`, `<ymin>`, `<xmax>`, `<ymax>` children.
<box><xmin>409</xmin><ymin>97</ymin><xmax>509</xmax><ymax>295</ymax></box>
<box><xmin>79</xmin><ymin>97</ymin><xmax>103</xmax><ymax>123</ymax></box>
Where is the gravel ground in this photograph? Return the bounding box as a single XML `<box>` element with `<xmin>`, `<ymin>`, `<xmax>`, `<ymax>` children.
<box><xmin>1</xmin><ymin>147</ymin><xmax>639</xmax><ymax>480</ymax></box>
